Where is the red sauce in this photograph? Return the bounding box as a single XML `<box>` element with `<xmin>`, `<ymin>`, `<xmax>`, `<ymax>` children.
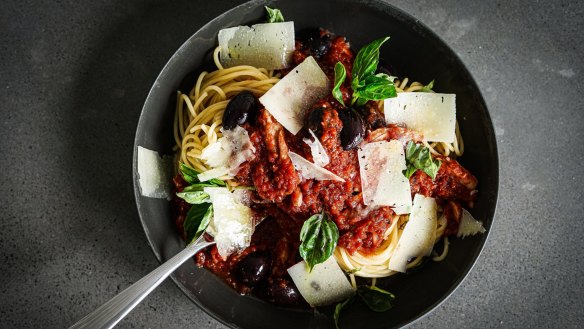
<box><xmin>173</xmin><ymin>30</ymin><xmax>479</xmax><ymax>305</ymax></box>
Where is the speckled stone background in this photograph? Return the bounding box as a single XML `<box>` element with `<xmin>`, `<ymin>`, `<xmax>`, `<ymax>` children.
<box><xmin>1</xmin><ymin>0</ymin><xmax>582</xmax><ymax>328</ymax></box>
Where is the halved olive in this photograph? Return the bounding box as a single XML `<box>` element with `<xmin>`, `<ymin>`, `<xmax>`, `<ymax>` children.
<box><xmin>357</xmin><ymin>105</ymin><xmax>386</xmax><ymax>131</ymax></box>
<box><xmin>238</xmin><ymin>252</ymin><xmax>270</xmax><ymax>286</ymax></box>
<box><xmin>223</xmin><ymin>91</ymin><xmax>259</xmax><ymax>130</ymax></box>
<box><xmin>306</xmin><ymin>107</ymin><xmax>325</xmax><ymax>137</ymax></box>
<box><xmin>338</xmin><ymin>108</ymin><xmax>365</xmax><ymax>150</ymax></box>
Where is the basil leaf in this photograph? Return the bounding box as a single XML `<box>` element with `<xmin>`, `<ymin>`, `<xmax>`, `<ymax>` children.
<box><xmin>177</xmin><ymin>190</ymin><xmax>210</xmax><ymax>204</ymax></box>
<box><xmin>403</xmin><ymin>141</ymin><xmax>441</xmax><ymax>179</ymax></box>
<box><xmin>265</xmin><ymin>6</ymin><xmax>284</xmax><ymax>23</ymax></box>
<box><xmin>353</xmin><ymin>74</ymin><xmax>397</xmax><ymax>103</ymax></box>
<box><xmin>299</xmin><ymin>211</ymin><xmax>339</xmax><ymax>272</ymax></box>
<box><xmin>334</xmin><ymin>295</ymin><xmax>355</xmax><ymax>329</ymax></box>
<box><xmin>179</xmin><ymin>163</ymin><xmax>226</xmax><ymax>186</ymax></box>
<box><xmin>332</xmin><ymin>62</ymin><xmax>347</xmax><ymax>105</ymax></box>
<box><xmin>179</xmin><ymin>162</ymin><xmax>200</xmax><ymax>184</ymax></box>
<box><xmin>184</xmin><ymin>203</ymin><xmax>213</xmax><ymax>243</ymax></box>
<box><xmin>351</xmin><ymin>37</ymin><xmax>390</xmax><ymax>90</ymax></box>
<box><xmin>419</xmin><ymin>79</ymin><xmax>435</xmax><ymax>93</ymax></box>
<box><xmin>357</xmin><ymin>286</ymin><xmax>395</xmax><ymax>312</ymax></box>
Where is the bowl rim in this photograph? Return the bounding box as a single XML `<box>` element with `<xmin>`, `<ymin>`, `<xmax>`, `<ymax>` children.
<box><xmin>132</xmin><ymin>0</ymin><xmax>499</xmax><ymax>328</ymax></box>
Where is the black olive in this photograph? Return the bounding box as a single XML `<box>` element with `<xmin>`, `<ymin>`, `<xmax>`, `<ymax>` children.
<box><xmin>305</xmin><ymin>35</ymin><xmax>331</xmax><ymax>59</ymax></box>
<box><xmin>297</xmin><ymin>28</ymin><xmax>332</xmax><ymax>59</ymax></box>
<box><xmin>338</xmin><ymin>108</ymin><xmax>365</xmax><ymax>150</ymax></box>
<box><xmin>306</xmin><ymin>107</ymin><xmax>325</xmax><ymax>137</ymax></box>
<box><xmin>267</xmin><ymin>278</ymin><xmax>302</xmax><ymax>305</ymax></box>
<box><xmin>238</xmin><ymin>252</ymin><xmax>270</xmax><ymax>286</ymax></box>
<box><xmin>223</xmin><ymin>91</ymin><xmax>259</xmax><ymax>130</ymax></box>
<box><xmin>357</xmin><ymin>106</ymin><xmax>386</xmax><ymax>131</ymax></box>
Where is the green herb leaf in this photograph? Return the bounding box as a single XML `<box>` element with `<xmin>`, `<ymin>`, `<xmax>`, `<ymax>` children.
<box><xmin>357</xmin><ymin>286</ymin><xmax>395</xmax><ymax>312</ymax></box>
<box><xmin>177</xmin><ymin>190</ymin><xmax>210</xmax><ymax>204</ymax></box>
<box><xmin>184</xmin><ymin>203</ymin><xmax>213</xmax><ymax>243</ymax></box>
<box><xmin>179</xmin><ymin>163</ymin><xmax>226</xmax><ymax>186</ymax></box>
<box><xmin>349</xmin><ymin>37</ymin><xmax>396</xmax><ymax>106</ymax></box>
<box><xmin>353</xmin><ymin>74</ymin><xmax>397</xmax><ymax>103</ymax></box>
<box><xmin>299</xmin><ymin>211</ymin><xmax>339</xmax><ymax>272</ymax></box>
<box><xmin>179</xmin><ymin>162</ymin><xmax>200</xmax><ymax>184</ymax></box>
<box><xmin>332</xmin><ymin>62</ymin><xmax>347</xmax><ymax>105</ymax></box>
<box><xmin>265</xmin><ymin>6</ymin><xmax>285</xmax><ymax>23</ymax></box>
<box><xmin>351</xmin><ymin>37</ymin><xmax>390</xmax><ymax>90</ymax></box>
<box><xmin>334</xmin><ymin>295</ymin><xmax>355</xmax><ymax>329</ymax></box>
<box><xmin>419</xmin><ymin>79</ymin><xmax>435</xmax><ymax>93</ymax></box>
<box><xmin>403</xmin><ymin>141</ymin><xmax>442</xmax><ymax>179</ymax></box>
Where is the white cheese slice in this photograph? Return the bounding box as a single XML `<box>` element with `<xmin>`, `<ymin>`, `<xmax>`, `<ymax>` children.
<box><xmin>457</xmin><ymin>208</ymin><xmax>486</xmax><ymax>238</ymax></box>
<box><xmin>218</xmin><ymin>21</ymin><xmax>295</xmax><ymax>70</ymax></box>
<box><xmin>388</xmin><ymin>194</ymin><xmax>438</xmax><ymax>273</ymax></box>
<box><xmin>136</xmin><ymin>146</ymin><xmax>171</xmax><ymax>199</ymax></box>
<box><xmin>198</xmin><ymin>126</ymin><xmax>255</xmax><ymax>181</ymax></box>
<box><xmin>358</xmin><ymin>140</ymin><xmax>412</xmax><ymax>214</ymax></box>
<box><xmin>259</xmin><ymin>56</ymin><xmax>329</xmax><ymax>135</ymax></box>
<box><xmin>302</xmin><ymin>129</ymin><xmax>330</xmax><ymax>167</ymax></box>
<box><xmin>287</xmin><ymin>256</ymin><xmax>354</xmax><ymax>307</ymax></box>
<box><xmin>384</xmin><ymin>92</ymin><xmax>456</xmax><ymax>143</ymax></box>
<box><xmin>203</xmin><ymin>187</ymin><xmax>254</xmax><ymax>259</ymax></box>
<box><xmin>288</xmin><ymin>151</ymin><xmax>344</xmax><ymax>182</ymax></box>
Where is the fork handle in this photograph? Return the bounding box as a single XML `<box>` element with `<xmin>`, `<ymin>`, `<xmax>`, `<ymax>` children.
<box><xmin>69</xmin><ymin>236</ymin><xmax>214</xmax><ymax>329</ymax></box>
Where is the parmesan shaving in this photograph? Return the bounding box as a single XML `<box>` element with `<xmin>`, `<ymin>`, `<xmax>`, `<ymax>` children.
<box><xmin>218</xmin><ymin>22</ymin><xmax>295</xmax><ymax>70</ymax></box>
<box><xmin>288</xmin><ymin>151</ymin><xmax>344</xmax><ymax>182</ymax></box>
<box><xmin>302</xmin><ymin>129</ymin><xmax>330</xmax><ymax>167</ymax></box>
<box><xmin>204</xmin><ymin>187</ymin><xmax>254</xmax><ymax>259</ymax></box>
<box><xmin>384</xmin><ymin>92</ymin><xmax>456</xmax><ymax>143</ymax></box>
<box><xmin>198</xmin><ymin>126</ymin><xmax>255</xmax><ymax>181</ymax></box>
<box><xmin>287</xmin><ymin>256</ymin><xmax>354</xmax><ymax>307</ymax></box>
<box><xmin>358</xmin><ymin>140</ymin><xmax>412</xmax><ymax>214</ymax></box>
<box><xmin>259</xmin><ymin>56</ymin><xmax>329</xmax><ymax>134</ymax></box>
<box><xmin>136</xmin><ymin>146</ymin><xmax>171</xmax><ymax>199</ymax></box>
<box><xmin>388</xmin><ymin>194</ymin><xmax>438</xmax><ymax>273</ymax></box>
<box><xmin>457</xmin><ymin>208</ymin><xmax>486</xmax><ymax>238</ymax></box>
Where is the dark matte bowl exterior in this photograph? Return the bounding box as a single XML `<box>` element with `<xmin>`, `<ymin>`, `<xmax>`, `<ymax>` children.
<box><xmin>133</xmin><ymin>0</ymin><xmax>498</xmax><ymax>328</ymax></box>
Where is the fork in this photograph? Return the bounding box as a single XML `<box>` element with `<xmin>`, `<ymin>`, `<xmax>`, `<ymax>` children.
<box><xmin>69</xmin><ymin>235</ymin><xmax>214</xmax><ymax>329</ymax></box>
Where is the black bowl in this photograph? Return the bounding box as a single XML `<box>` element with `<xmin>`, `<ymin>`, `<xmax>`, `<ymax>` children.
<box><xmin>132</xmin><ymin>0</ymin><xmax>498</xmax><ymax>328</ymax></box>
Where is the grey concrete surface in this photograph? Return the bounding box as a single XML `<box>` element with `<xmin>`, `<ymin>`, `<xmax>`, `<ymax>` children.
<box><xmin>1</xmin><ymin>0</ymin><xmax>582</xmax><ymax>328</ymax></box>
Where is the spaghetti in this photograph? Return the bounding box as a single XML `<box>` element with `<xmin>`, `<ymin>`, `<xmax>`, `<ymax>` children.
<box><xmin>173</xmin><ymin>47</ymin><xmax>280</xmax><ymax>181</ymax></box>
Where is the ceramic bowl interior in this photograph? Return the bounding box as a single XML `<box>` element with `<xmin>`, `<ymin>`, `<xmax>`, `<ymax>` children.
<box><xmin>133</xmin><ymin>0</ymin><xmax>498</xmax><ymax>328</ymax></box>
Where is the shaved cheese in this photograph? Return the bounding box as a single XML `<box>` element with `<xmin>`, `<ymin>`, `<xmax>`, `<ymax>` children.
<box><xmin>197</xmin><ymin>167</ymin><xmax>229</xmax><ymax>182</ymax></box>
<box><xmin>303</xmin><ymin>129</ymin><xmax>330</xmax><ymax>167</ymax></box>
<box><xmin>204</xmin><ymin>187</ymin><xmax>254</xmax><ymax>259</ymax></box>
<box><xmin>384</xmin><ymin>92</ymin><xmax>456</xmax><ymax>143</ymax></box>
<box><xmin>287</xmin><ymin>256</ymin><xmax>354</xmax><ymax>307</ymax></box>
<box><xmin>388</xmin><ymin>194</ymin><xmax>438</xmax><ymax>273</ymax></box>
<box><xmin>198</xmin><ymin>126</ymin><xmax>255</xmax><ymax>181</ymax></box>
<box><xmin>358</xmin><ymin>140</ymin><xmax>412</xmax><ymax>214</ymax></box>
<box><xmin>137</xmin><ymin>146</ymin><xmax>171</xmax><ymax>199</ymax></box>
<box><xmin>288</xmin><ymin>151</ymin><xmax>344</xmax><ymax>182</ymax></box>
<box><xmin>259</xmin><ymin>56</ymin><xmax>329</xmax><ymax>134</ymax></box>
<box><xmin>457</xmin><ymin>208</ymin><xmax>486</xmax><ymax>238</ymax></box>
<box><xmin>218</xmin><ymin>22</ymin><xmax>294</xmax><ymax>70</ymax></box>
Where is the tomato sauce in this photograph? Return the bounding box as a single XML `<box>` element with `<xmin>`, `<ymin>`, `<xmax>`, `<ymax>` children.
<box><xmin>173</xmin><ymin>30</ymin><xmax>478</xmax><ymax>305</ymax></box>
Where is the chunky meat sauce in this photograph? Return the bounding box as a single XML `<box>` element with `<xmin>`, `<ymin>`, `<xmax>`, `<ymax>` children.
<box><xmin>172</xmin><ymin>30</ymin><xmax>478</xmax><ymax>306</ymax></box>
